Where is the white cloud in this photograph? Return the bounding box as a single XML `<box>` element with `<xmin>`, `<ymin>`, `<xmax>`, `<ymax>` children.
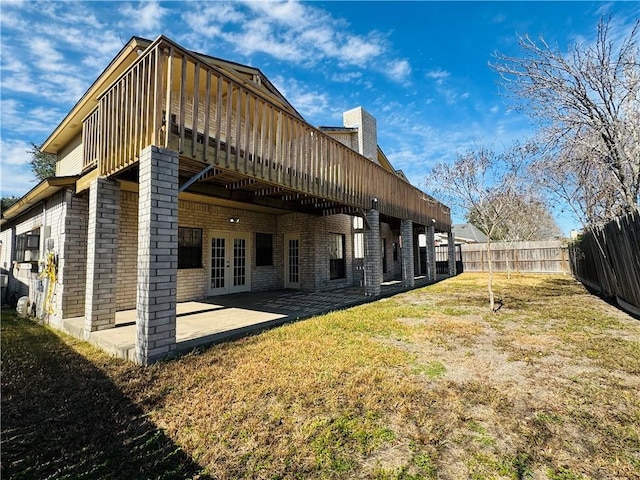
<box><xmin>386</xmin><ymin>59</ymin><xmax>411</xmax><ymax>82</ymax></box>
<box><xmin>338</xmin><ymin>35</ymin><xmax>384</xmax><ymax>66</ymax></box>
<box><xmin>225</xmin><ymin>18</ymin><xmax>305</xmax><ymax>61</ymax></box>
<box><xmin>0</xmin><ymin>138</ymin><xmax>32</xmax><ymax>166</ymax></box>
<box><xmin>271</xmin><ymin>76</ymin><xmax>343</xmax><ymax>122</ymax></box>
<box><xmin>0</xmin><ymin>138</ymin><xmax>37</xmax><ymax>197</ymax></box>
<box><xmin>30</xmin><ymin>38</ymin><xmax>66</xmax><ymax>72</ymax></box>
<box><xmin>426</xmin><ymin>69</ymin><xmax>450</xmax><ymax>85</ymax></box>
<box><xmin>179</xmin><ymin>0</ymin><xmax>401</xmax><ymax>76</ymax></box>
<box><xmin>244</xmin><ymin>0</ymin><xmax>312</xmax><ymax>28</ymax></box>
<box><xmin>377</xmin><ymin>107</ymin><xmax>536</xmax><ymax>191</ymax></box>
<box><xmin>1</xmin><ymin>99</ymin><xmax>64</xmax><ymax>136</ymax></box>
<box><xmin>331</xmin><ymin>71</ymin><xmax>363</xmax><ymax>83</ymax></box>
<box><xmin>120</xmin><ymin>1</ymin><xmax>168</xmax><ymax>35</ymax></box>
<box><xmin>34</xmin><ymin>1</ymin><xmax>104</xmax><ymax>28</ymax></box>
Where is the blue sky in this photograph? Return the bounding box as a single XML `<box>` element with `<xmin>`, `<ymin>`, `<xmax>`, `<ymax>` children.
<box><xmin>1</xmin><ymin>1</ymin><xmax>638</xmax><ymax>234</ymax></box>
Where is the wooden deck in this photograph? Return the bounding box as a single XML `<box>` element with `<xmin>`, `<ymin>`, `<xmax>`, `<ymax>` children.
<box><xmin>81</xmin><ymin>35</ymin><xmax>450</xmax><ymax>229</ymax></box>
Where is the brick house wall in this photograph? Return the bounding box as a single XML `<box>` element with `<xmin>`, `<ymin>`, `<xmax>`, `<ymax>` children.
<box><xmin>117</xmin><ymin>191</ymin><xmax>139</xmax><ymax>310</ymax></box>
<box><xmin>310</xmin><ymin>214</ymin><xmax>353</xmax><ymax>290</ymax></box>
<box><xmin>113</xmin><ymin>192</ymin><xmax>284</xmax><ymax>306</ymax></box>
<box><xmin>0</xmin><ymin>189</ymin><xmax>88</xmax><ymax>325</ymax></box>
<box><xmin>57</xmin><ymin>190</ymin><xmax>88</xmax><ymax>320</ymax></box>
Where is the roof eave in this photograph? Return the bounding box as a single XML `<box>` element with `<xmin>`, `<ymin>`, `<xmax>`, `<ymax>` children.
<box><xmin>40</xmin><ymin>36</ymin><xmax>153</xmax><ymax>154</ymax></box>
<box><xmin>1</xmin><ymin>176</ymin><xmax>79</xmax><ymax>227</ymax></box>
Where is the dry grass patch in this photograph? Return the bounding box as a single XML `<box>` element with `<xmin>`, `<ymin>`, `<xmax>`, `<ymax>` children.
<box><xmin>3</xmin><ymin>273</ymin><xmax>639</xmax><ymax>479</ymax></box>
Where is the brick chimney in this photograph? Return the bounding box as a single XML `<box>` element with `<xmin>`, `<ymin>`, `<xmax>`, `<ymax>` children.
<box><xmin>343</xmin><ymin>107</ymin><xmax>378</xmax><ymax>164</ymax></box>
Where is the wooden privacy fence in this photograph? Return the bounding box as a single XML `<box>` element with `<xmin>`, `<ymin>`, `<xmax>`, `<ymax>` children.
<box><xmin>569</xmin><ymin>211</ymin><xmax>640</xmax><ymax>317</ymax></box>
<box><xmin>460</xmin><ymin>240</ymin><xmax>569</xmax><ymax>274</ymax></box>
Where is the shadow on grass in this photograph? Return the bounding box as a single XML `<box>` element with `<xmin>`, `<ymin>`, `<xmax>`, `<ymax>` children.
<box><xmin>1</xmin><ymin>312</ymin><xmax>207</xmax><ymax>480</ymax></box>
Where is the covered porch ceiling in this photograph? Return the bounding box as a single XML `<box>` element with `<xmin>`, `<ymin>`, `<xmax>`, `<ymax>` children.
<box><xmin>113</xmin><ymin>155</ymin><xmax>421</xmax><ymax>230</ymax></box>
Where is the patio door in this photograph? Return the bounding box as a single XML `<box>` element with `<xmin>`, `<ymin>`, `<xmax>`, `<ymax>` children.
<box><xmin>284</xmin><ymin>234</ymin><xmax>301</xmax><ymax>289</ymax></box>
<box><xmin>209</xmin><ymin>231</ymin><xmax>251</xmax><ymax>295</ymax></box>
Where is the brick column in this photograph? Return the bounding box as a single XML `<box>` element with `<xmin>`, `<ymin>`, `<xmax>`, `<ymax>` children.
<box><xmin>401</xmin><ymin>219</ymin><xmax>414</xmax><ymax>287</ymax></box>
<box><xmin>448</xmin><ymin>230</ymin><xmax>457</xmax><ymax>276</ymax></box>
<box><xmin>136</xmin><ymin>146</ymin><xmax>178</xmax><ymax>365</ymax></box>
<box><xmin>84</xmin><ymin>178</ymin><xmax>120</xmax><ymax>332</ymax></box>
<box><xmin>425</xmin><ymin>225</ymin><xmax>436</xmax><ymax>281</ymax></box>
<box><xmin>61</xmin><ymin>192</ymin><xmax>88</xmax><ymax>319</ymax></box>
<box><xmin>364</xmin><ymin>209</ymin><xmax>381</xmax><ymax>296</ymax></box>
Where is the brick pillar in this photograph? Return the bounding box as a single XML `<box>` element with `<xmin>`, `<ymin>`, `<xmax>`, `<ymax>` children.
<box><xmin>401</xmin><ymin>219</ymin><xmax>414</xmax><ymax>287</ymax></box>
<box><xmin>426</xmin><ymin>225</ymin><xmax>436</xmax><ymax>281</ymax></box>
<box><xmin>448</xmin><ymin>230</ymin><xmax>457</xmax><ymax>276</ymax></box>
<box><xmin>61</xmin><ymin>191</ymin><xmax>88</xmax><ymax>319</ymax></box>
<box><xmin>364</xmin><ymin>209</ymin><xmax>381</xmax><ymax>296</ymax></box>
<box><xmin>136</xmin><ymin>146</ymin><xmax>178</xmax><ymax>365</ymax></box>
<box><xmin>84</xmin><ymin>178</ymin><xmax>120</xmax><ymax>332</ymax></box>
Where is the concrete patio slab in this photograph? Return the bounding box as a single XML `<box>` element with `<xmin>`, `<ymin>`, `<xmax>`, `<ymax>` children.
<box><xmin>60</xmin><ymin>275</ymin><xmax>449</xmax><ymax>362</ymax></box>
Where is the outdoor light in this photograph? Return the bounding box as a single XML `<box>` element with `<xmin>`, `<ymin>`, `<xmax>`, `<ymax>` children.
<box><xmin>371</xmin><ymin>197</ymin><xmax>378</xmax><ymax>210</ymax></box>
<box><xmin>229</xmin><ymin>217</ymin><xmax>240</xmax><ymax>223</ymax></box>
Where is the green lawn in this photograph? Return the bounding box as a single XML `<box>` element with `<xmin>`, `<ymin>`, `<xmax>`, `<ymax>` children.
<box><xmin>2</xmin><ymin>273</ymin><xmax>639</xmax><ymax>479</ymax></box>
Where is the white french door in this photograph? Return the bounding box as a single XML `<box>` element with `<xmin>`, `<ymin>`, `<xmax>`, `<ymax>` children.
<box><xmin>209</xmin><ymin>231</ymin><xmax>251</xmax><ymax>295</ymax></box>
<box><xmin>284</xmin><ymin>234</ymin><xmax>301</xmax><ymax>289</ymax></box>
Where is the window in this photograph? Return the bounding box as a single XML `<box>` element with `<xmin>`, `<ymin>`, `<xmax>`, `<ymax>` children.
<box><xmin>382</xmin><ymin>238</ymin><xmax>387</xmax><ymax>274</ymax></box>
<box><xmin>329</xmin><ymin>233</ymin><xmax>346</xmax><ymax>280</ymax></box>
<box><xmin>255</xmin><ymin>233</ymin><xmax>273</xmax><ymax>266</ymax></box>
<box><xmin>16</xmin><ymin>230</ymin><xmax>40</xmax><ymax>262</ymax></box>
<box><xmin>178</xmin><ymin>227</ymin><xmax>202</xmax><ymax>269</ymax></box>
<box><xmin>353</xmin><ymin>216</ymin><xmax>364</xmax><ymax>259</ymax></box>
<box><xmin>354</xmin><ymin>233</ymin><xmax>364</xmax><ymax>258</ymax></box>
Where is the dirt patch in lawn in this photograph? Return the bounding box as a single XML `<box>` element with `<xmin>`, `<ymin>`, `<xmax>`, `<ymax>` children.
<box><xmin>2</xmin><ymin>273</ymin><xmax>639</xmax><ymax>479</ymax></box>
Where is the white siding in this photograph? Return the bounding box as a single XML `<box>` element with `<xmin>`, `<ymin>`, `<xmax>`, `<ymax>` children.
<box><xmin>56</xmin><ymin>133</ymin><xmax>83</xmax><ymax>176</ymax></box>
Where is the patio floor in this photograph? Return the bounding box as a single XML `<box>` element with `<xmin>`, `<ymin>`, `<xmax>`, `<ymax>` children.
<box><xmin>61</xmin><ymin>275</ymin><xmax>449</xmax><ymax>361</ymax></box>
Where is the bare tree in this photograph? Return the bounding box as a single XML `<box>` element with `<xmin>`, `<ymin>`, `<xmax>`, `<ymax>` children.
<box><xmin>529</xmin><ymin>138</ymin><xmax>626</xmax><ymax>226</ymax></box>
<box><xmin>468</xmin><ymin>194</ymin><xmax>561</xmax><ymax>242</ymax></box>
<box><xmin>492</xmin><ymin>16</ymin><xmax>640</xmax><ymax>227</ymax></box>
<box><xmin>493</xmin><ymin>195</ymin><xmax>561</xmax><ymax>278</ymax></box>
<box><xmin>428</xmin><ymin>145</ymin><xmax>528</xmax><ymax>311</ymax></box>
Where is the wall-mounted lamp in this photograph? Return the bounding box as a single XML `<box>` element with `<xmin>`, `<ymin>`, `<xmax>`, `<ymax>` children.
<box><xmin>371</xmin><ymin>197</ymin><xmax>378</xmax><ymax>210</ymax></box>
<box><xmin>229</xmin><ymin>217</ymin><xmax>240</xmax><ymax>224</ymax></box>
<box><xmin>431</xmin><ymin>218</ymin><xmax>436</xmax><ymax>223</ymax></box>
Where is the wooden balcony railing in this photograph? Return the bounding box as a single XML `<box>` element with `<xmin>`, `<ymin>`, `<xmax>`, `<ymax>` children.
<box><xmin>82</xmin><ymin>36</ymin><xmax>450</xmax><ymax>228</ymax></box>
<box><xmin>82</xmin><ymin>106</ymin><xmax>99</xmax><ymax>170</ymax></box>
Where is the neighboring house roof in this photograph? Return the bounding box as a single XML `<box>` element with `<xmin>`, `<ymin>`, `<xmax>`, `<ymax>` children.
<box><xmin>452</xmin><ymin>223</ymin><xmax>488</xmax><ymax>243</ymax></box>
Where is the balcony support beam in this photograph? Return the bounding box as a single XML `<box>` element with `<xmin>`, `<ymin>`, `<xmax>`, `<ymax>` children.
<box><xmin>84</xmin><ymin>178</ymin><xmax>120</xmax><ymax>332</ymax></box>
<box><xmin>179</xmin><ymin>164</ymin><xmax>215</xmax><ymax>193</ymax></box>
<box><xmin>401</xmin><ymin>219</ymin><xmax>415</xmax><ymax>288</ymax></box>
<box><xmin>364</xmin><ymin>208</ymin><xmax>381</xmax><ymax>296</ymax></box>
<box><xmin>136</xmin><ymin>146</ymin><xmax>178</xmax><ymax>365</ymax></box>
